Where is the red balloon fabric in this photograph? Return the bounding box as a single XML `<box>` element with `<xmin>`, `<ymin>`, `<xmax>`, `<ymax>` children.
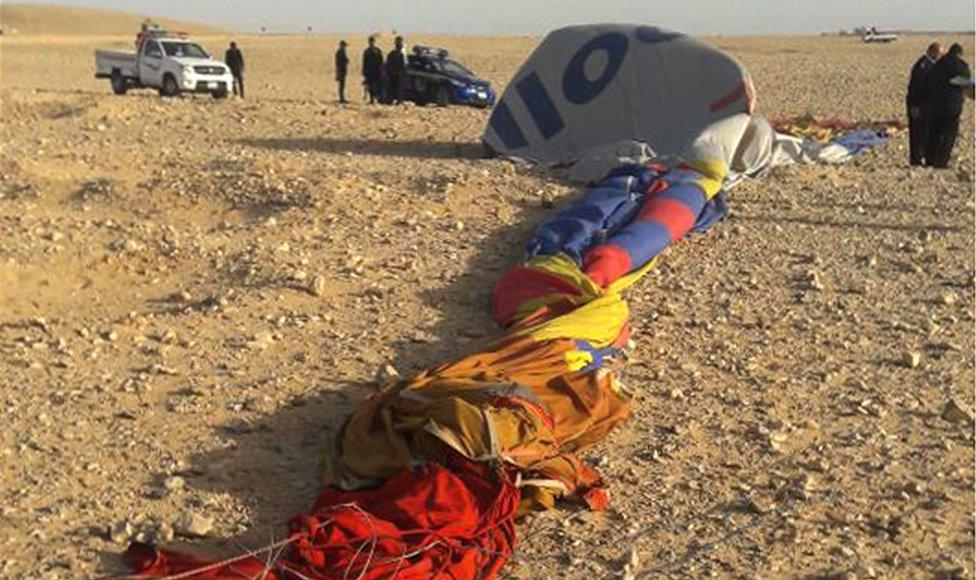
<box><xmin>491</xmin><ymin>265</ymin><xmax>583</xmax><ymax>327</ymax></box>
<box><xmin>124</xmin><ymin>459</ymin><xmax>519</xmax><ymax>579</ymax></box>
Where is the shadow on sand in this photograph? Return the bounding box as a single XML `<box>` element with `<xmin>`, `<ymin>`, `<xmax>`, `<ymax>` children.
<box><xmin>239</xmin><ymin>136</ymin><xmax>486</xmax><ymax>160</ymax></box>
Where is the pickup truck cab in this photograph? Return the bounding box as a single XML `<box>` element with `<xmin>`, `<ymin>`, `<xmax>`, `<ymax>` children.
<box><xmin>95</xmin><ymin>28</ymin><xmax>233</xmax><ymax>98</ymax></box>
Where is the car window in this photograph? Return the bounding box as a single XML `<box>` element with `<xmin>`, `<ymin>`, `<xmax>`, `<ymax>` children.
<box><xmin>162</xmin><ymin>42</ymin><xmax>209</xmax><ymax>59</ymax></box>
<box><xmin>144</xmin><ymin>41</ymin><xmax>163</xmax><ymax>58</ymax></box>
<box><xmin>442</xmin><ymin>60</ymin><xmax>474</xmax><ymax>78</ymax></box>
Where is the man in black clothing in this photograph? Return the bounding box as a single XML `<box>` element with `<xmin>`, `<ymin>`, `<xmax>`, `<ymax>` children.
<box><xmin>906</xmin><ymin>42</ymin><xmax>942</xmax><ymax>165</ymax></box>
<box><xmin>924</xmin><ymin>43</ymin><xmax>971</xmax><ymax>168</ymax></box>
<box><xmin>362</xmin><ymin>36</ymin><xmax>383</xmax><ymax>104</ymax></box>
<box><xmin>335</xmin><ymin>40</ymin><xmax>350</xmax><ymax>104</ymax></box>
<box><xmin>386</xmin><ymin>36</ymin><xmax>407</xmax><ymax>104</ymax></box>
<box><xmin>225</xmin><ymin>41</ymin><xmax>245</xmax><ymax>98</ymax></box>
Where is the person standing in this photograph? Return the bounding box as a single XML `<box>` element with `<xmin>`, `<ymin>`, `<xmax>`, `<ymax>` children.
<box><xmin>335</xmin><ymin>40</ymin><xmax>350</xmax><ymax>104</ymax></box>
<box><xmin>906</xmin><ymin>42</ymin><xmax>942</xmax><ymax>166</ymax></box>
<box><xmin>362</xmin><ymin>36</ymin><xmax>384</xmax><ymax>104</ymax></box>
<box><xmin>386</xmin><ymin>36</ymin><xmax>407</xmax><ymax>104</ymax></box>
<box><xmin>225</xmin><ymin>41</ymin><xmax>245</xmax><ymax>98</ymax></box>
<box><xmin>924</xmin><ymin>43</ymin><xmax>971</xmax><ymax>168</ymax></box>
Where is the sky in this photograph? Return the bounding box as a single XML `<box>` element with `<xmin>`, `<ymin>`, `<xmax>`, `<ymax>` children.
<box><xmin>19</xmin><ymin>0</ymin><xmax>976</xmax><ymax>35</ymax></box>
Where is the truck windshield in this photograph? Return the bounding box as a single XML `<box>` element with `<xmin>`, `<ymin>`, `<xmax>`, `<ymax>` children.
<box><xmin>161</xmin><ymin>42</ymin><xmax>209</xmax><ymax>58</ymax></box>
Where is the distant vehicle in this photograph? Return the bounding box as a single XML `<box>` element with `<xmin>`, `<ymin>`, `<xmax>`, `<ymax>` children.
<box><xmin>95</xmin><ymin>27</ymin><xmax>233</xmax><ymax>98</ymax></box>
<box><xmin>397</xmin><ymin>46</ymin><xmax>496</xmax><ymax>108</ymax></box>
<box><xmin>861</xmin><ymin>27</ymin><xmax>898</xmax><ymax>43</ymax></box>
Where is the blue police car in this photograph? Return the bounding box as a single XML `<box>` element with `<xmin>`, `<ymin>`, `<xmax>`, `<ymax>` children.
<box><xmin>400</xmin><ymin>46</ymin><xmax>496</xmax><ymax>108</ymax></box>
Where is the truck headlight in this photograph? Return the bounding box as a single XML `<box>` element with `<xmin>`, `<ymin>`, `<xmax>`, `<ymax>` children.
<box><xmin>182</xmin><ymin>66</ymin><xmax>194</xmax><ymax>76</ymax></box>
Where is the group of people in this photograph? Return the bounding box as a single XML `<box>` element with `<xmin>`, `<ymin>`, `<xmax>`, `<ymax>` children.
<box><xmin>222</xmin><ymin>35</ymin><xmax>411</xmax><ymax>105</ymax></box>
<box><xmin>334</xmin><ymin>35</ymin><xmax>408</xmax><ymax>104</ymax></box>
<box><xmin>906</xmin><ymin>42</ymin><xmax>972</xmax><ymax>168</ymax></box>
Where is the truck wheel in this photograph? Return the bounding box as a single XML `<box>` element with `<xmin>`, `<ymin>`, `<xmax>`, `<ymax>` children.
<box><xmin>110</xmin><ymin>70</ymin><xmax>128</xmax><ymax>95</ymax></box>
<box><xmin>211</xmin><ymin>87</ymin><xmax>229</xmax><ymax>99</ymax></box>
<box><xmin>159</xmin><ymin>74</ymin><xmax>180</xmax><ymax>98</ymax></box>
<box><xmin>435</xmin><ymin>86</ymin><xmax>450</xmax><ymax>107</ymax></box>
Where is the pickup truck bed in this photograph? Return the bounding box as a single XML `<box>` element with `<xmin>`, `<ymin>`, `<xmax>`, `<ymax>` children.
<box><xmin>95</xmin><ymin>50</ymin><xmax>138</xmax><ymax>79</ymax></box>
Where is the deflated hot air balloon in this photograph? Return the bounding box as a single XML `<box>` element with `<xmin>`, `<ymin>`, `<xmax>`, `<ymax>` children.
<box><xmin>482</xmin><ymin>24</ymin><xmax>761</xmax><ymax>169</ymax></box>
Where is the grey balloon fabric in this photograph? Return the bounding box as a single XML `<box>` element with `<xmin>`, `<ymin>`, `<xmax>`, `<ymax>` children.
<box><xmin>483</xmin><ymin>24</ymin><xmax>762</xmax><ymax>168</ymax></box>
<box><xmin>731</xmin><ymin>112</ymin><xmax>777</xmax><ymax>176</ymax></box>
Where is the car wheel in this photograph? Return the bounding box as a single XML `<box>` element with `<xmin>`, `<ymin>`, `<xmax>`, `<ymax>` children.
<box><xmin>435</xmin><ymin>86</ymin><xmax>450</xmax><ymax>107</ymax></box>
<box><xmin>212</xmin><ymin>88</ymin><xmax>229</xmax><ymax>99</ymax></box>
<box><xmin>110</xmin><ymin>70</ymin><xmax>128</xmax><ymax>95</ymax></box>
<box><xmin>160</xmin><ymin>74</ymin><xmax>180</xmax><ymax>98</ymax></box>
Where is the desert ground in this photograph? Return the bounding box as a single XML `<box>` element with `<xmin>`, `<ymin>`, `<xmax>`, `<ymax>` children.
<box><xmin>1</xmin><ymin>5</ymin><xmax>974</xmax><ymax>579</ymax></box>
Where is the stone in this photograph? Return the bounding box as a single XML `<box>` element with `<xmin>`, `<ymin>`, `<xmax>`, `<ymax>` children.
<box><xmin>247</xmin><ymin>331</ymin><xmax>275</xmax><ymax>351</ymax></box>
<box><xmin>903</xmin><ymin>481</ymin><xmax>925</xmax><ymax>495</ymax></box>
<box><xmin>619</xmin><ymin>547</ymin><xmax>640</xmax><ymax>579</ymax></box>
<box><xmin>805</xmin><ymin>459</ymin><xmax>829</xmax><ymax>473</ymax></box>
<box><xmin>941</xmin><ymin>400</ymin><xmax>973</xmax><ymax>425</ymax></box>
<box><xmin>309</xmin><ymin>275</ymin><xmax>327</xmax><ymax>297</ymax></box>
<box><xmin>154</xmin><ymin>521</ymin><xmax>175</xmax><ymax>543</ymax></box>
<box><xmin>626</xmin><ymin>547</ymin><xmax>640</xmax><ymax>569</ymax></box>
<box><xmin>174</xmin><ymin>512</ymin><xmax>214</xmax><ymax>537</ymax></box>
<box><xmin>808</xmin><ymin>273</ymin><xmax>824</xmax><ymax>291</ymax></box>
<box><xmin>108</xmin><ymin>519</ymin><xmax>134</xmax><ymax>544</ymax></box>
<box><xmin>743</xmin><ymin>495</ymin><xmax>772</xmax><ymax>514</ymax></box>
<box><xmin>375</xmin><ymin>364</ymin><xmax>400</xmax><ymax>383</ymax></box>
<box><xmin>163</xmin><ymin>475</ymin><xmax>186</xmax><ymax>492</ymax></box>
<box><xmin>901</xmin><ymin>351</ymin><xmax>921</xmax><ymax>369</ymax></box>
<box><xmin>768</xmin><ymin>430</ymin><xmax>789</xmax><ymax>452</ymax></box>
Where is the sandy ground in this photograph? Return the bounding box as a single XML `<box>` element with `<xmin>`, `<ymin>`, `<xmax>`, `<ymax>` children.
<box><xmin>1</xmin><ymin>20</ymin><xmax>974</xmax><ymax>579</ymax></box>
<box><xmin>0</xmin><ymin>4</ymin><xmax>223</xmax><ymax>37</ymax></box>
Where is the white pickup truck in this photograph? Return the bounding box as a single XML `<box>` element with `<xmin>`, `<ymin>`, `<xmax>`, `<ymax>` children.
<box><xmin>95</xmin><ymin>30</ymin><xmax>233</xmax><ymax>98</ymax></box>
<box><xmin>861</xmin><ymin>30</ymin><xmax>898</xmax><ymax>44</ymax></box>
